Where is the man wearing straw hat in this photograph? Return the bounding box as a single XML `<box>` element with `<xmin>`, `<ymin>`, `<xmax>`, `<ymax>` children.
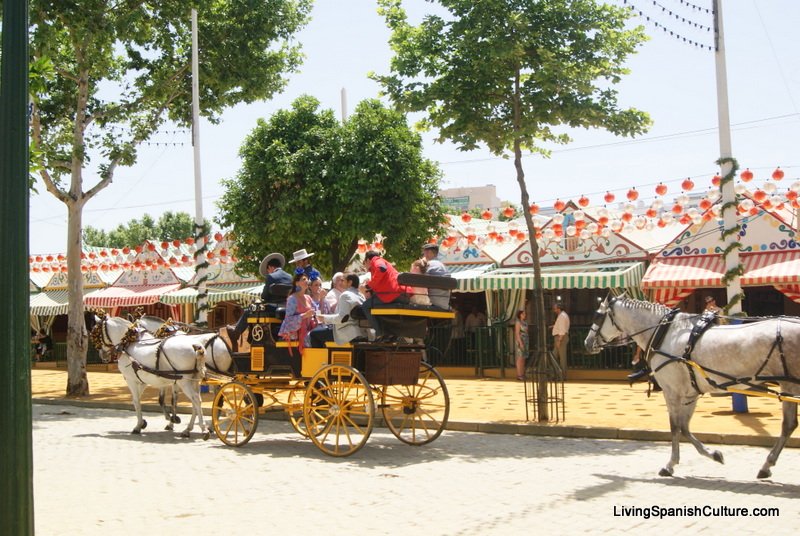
<box><xmin>226</xmin><ymin>252</ymin><xmax>291</xmax><ymax>352</ymax></box>
<box><xmin>288</xmin><ymin>248</ymin><xmax>316</xmax><ymax>279</ymax></box>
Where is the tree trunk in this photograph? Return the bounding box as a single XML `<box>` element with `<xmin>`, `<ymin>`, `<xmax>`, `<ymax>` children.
<box><xmin>65</xmin><ymin>197</ymin><xmax>89</xmax><ymax>397</ymax></box>
<box><xmin>513</xmin><ymin>67</ymin><xmax>549</xmax><ymax>421</ymax></box>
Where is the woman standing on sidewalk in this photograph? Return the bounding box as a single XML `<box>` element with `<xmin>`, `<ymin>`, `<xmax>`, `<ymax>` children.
<box><xmin>514</xmin><ymin>309</ymin><xmax>529</xmax><ymax>381</ymax></box>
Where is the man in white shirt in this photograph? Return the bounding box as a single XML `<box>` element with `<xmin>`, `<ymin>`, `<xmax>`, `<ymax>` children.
<box><xmin>421</xmin><ymin>243</ymin><xmax>452</xmax><ymax>309</ymax></box>
<box><xmin>551</xmin><ymin>302</ymin><xmax>570</xmax><ymax>377</ymax></box>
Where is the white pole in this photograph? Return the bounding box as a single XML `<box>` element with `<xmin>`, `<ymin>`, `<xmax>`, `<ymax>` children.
<box><xmin>191</xmin><ymin>8</ymin><xmax>208</xmax><ymax>325</ymax></box>
<box><xmin>341</xmin><ymin>87</ymin><xmax>348</xmax><ymax>122</ymax></box>
<box><xmin>713</xmin><ymin>0</ymin><xmax>742</xmax><ymax>314</ymax></box>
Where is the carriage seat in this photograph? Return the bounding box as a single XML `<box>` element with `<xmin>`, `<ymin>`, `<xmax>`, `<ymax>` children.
<box><xmin>397</xmin><ymin>271</ymin><xmax>457</xmax><ymax>310</ymax></box>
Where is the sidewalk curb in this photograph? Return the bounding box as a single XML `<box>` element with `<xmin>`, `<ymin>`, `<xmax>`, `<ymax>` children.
<box><xmin>34</xmin><ymin>397</ymin><xmax>799</xmax><ymax>449</ymax></box>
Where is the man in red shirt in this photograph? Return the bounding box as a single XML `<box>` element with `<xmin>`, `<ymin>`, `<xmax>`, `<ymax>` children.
<box><xmin>362</xmin><ymin>250</ymin><xmax>410</xmax><ymax>341</ymax></box>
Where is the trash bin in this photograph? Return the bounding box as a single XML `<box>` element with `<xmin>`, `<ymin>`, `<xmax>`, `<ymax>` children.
<box><xmin>732</xmin><ymin>393</ymin><xmax>748</xmax><ymax>413</ymax></box>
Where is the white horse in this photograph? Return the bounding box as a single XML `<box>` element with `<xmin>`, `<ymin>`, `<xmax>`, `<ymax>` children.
<box><xmin>585</xmin><ymin>296</ymin><xmax>800</xmax><ymax>479</ymax></box>
<box><xmin>91</xmin><ymin>314</ymin><xmax>213</xmax><ymax>439</ymax></box>
<box><xmin>135</xmin><ymin>315</ymin><xmax>235</xmax><ymax>430</ymax></box>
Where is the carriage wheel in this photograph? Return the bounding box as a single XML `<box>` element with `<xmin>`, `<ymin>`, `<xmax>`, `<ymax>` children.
<box><xmin>303</xmin><ymin>365</ymin><xmax>374</xmax><ymax>457</ymax></box>
<box><xmin>212</xmin><ymin>381</ymin><xmax>259</xmax><ymax>447</ymax></box>
<box><xmin>381</xmin><ymin>362</ymin><xmax>449</xmax><ymax>446</ymax></box>
<box><xmin>287</xmin><ymin>382</ymin><xmax>312</xmax><ymax>438</ymax></box>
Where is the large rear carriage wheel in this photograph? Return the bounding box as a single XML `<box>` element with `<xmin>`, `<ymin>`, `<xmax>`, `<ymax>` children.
<box><xmin>303</xmin><ymin>364</ymin><xmax>374</xmax><ymax>457</ymax></box>
<box><xmin>212</xmin><ymin>381</ymin><xmax>259</xmax><ymax>447</ymax></box>
<box><xmin>381</xmin><ymin>362</ymin><xmax>449</xmax><ymax>446</ymax></box>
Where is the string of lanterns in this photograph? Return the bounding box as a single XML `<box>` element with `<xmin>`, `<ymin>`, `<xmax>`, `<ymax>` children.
<box><xmin>444</xmin><ymin>167</ymin><xmax>798</xmax><ymax>251</ymax></box>
<box><xmin>29</xmin><ymin>232</ymin><xmax>236</xmax><ymax>274</ymax></box>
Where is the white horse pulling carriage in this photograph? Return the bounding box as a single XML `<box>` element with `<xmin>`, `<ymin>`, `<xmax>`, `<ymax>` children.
<box><xmin>585</xmin><ymin>296</ymin><xmax>800</xmax><ymax>479</ymax></box>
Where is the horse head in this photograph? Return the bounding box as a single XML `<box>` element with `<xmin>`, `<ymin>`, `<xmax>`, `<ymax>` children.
<box><xmin>584</xmin><ymin>296</ymin><xmax>625</xmax><ymax>354</ymax></box>
<box><xmin>90</xmin><ymin>314</ymin><xmax>141</xmax><ymax>351</ymax></box>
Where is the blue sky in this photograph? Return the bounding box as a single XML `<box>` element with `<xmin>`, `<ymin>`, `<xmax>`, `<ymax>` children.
<box><xmin>29</xmin><ymin>0</ymin><xmax>800</xmax><ymax>254</ymax></box>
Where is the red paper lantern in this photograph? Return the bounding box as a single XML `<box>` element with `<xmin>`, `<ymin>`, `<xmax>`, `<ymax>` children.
<box><xmin>753</xmin><ymin>189</ymin><xmax>767</xmax><ymax>202</ymax></box>
<box><xmin>206</xmin><ymin>251</ymin><xmax>215</xmax><ymax>259</ymax></box>
<box><xmin>749</xmin><ymin>207</ymin><xmax>759</xmax><ymax>216</ymax></box>
<box><xmin>772</xmin><ymin>167</ymin><xmax>785</xmax><ymax>181</ymax></box>
<box><xmin>219</xmin><ymin>248</ymin><xmax>228</xmax><ymax>257</ymax></box>
<box><xmin>679</xmin><ymin>214</ymin><xmax>691</xmax><ymax>225</ymax></box>
<box><xmin>621</xmin><ymin>212</ymin><xmax>633</xmax><ymax>223</ymax></box>
<box><xmin>466</xmin><ymin>234</ymin><xmax>476</xmax><ymax>243</ymax></box>
<box><xmin>657</xmin><ymin>219</ymin><xmax>666</xmax><ymax>228</ymax></box>
<box><xmin>135</xmin><ymin>245</ymin><xmax>143</xmax><ymax>253</ymax></box>
<box><xmin>604</xmin><ymin>191</ymin><xmax>615</xmax><ymax>204</ymax></box>
<box><xmin>99</xmin><ymin>250</ymin><xmax>108</xmax><ymax>257</ymax></box>
<box><xmin>597</xmin><ymin>216</ymin><xmax>609</xmax><ymax>226</ymax></box>
<box><xmin>645</xmin><ymin>207</ymin><xmax>657</xmax><ymax>218</ymax></box>
<box><xmin>57</xmin><ymin>254</ymin><xmax>65</xmax><ymax>261</ymax></box>
<box><xmin>681</xmin><ymin>178</ymin><xmax>695</xmax><ymax>191</ymax></box>
<box><xmin>185</xmin><ymin>237</ymin><xmax>195</xmax><ymax>246</ymax></box>
<box><xmin>671</xmin><ymin>203</ymin><xmax>683</xmax><ymax>215</ymax></box>
<box><xmin>741</xmin><ymin>168</ymin><xmax>754</xmax><ymax>182</ymax></box>
<box><xmin>578</xmin><ymin>195</ymin><xmax>590</xmax><ymax>208</ymax></box>
<box><xmin>481</xmin><ymin>210</ymin><xmax>493</xmax><ymax>220</ymax></box>
<box><xmin>502</xmin><ymin>206</ymin><xmax>515</xmax><ymax>218</ymax></box>
<box><xmin>699</xmin><ymin>199</ymin><xmax>712</xmax><ymax>211</ymax></box>
<box><xmin>161</xmin><ymin>241</ymin><xmax>169</xmax><ymax>250</ymax></box>
<box><xmin>712</xmin><ymin>174</ymin><xmax>721</xmax><ymax>187</ymax></box>
<box><xmin>575</xmin><ymin>219</ymin><xmax>586</xmax><ymax>230</ymax></box>
<box><xmin>214</xmin><ymin>232</ymin><xmax>224</xmax><ymax>242</ymax></box>
<box><xmin>655</xmin><ymin>183</ymin><xmax>667</xmax><ymax>196</ymax></box>
<box><xmin>147</xmin><ymin>243</ymin><xmax>156</xmax><ymax>251</ymax></box>
<box><xmin>528</xmin><ymin>203</ymin><xmax>540</xmax><ymax>215</ymax></box>
<box><xmin>172</xmin><ymin>239</ymin><xmax>181</xmax><ymax>248</ymax></box>
<box><xmin>787</xmin><ymin>190</ymin><xmax>798</xmax><ymax>201</ymax></box>
<box><xmin>487</xmin><ymin>231</ymin><xmax>498</xmax><ymax>240</ymax></box>
<box><xmin>626</xmin><ymin>188</ymin><xmax>639</xmax><ymax>201</ymax></box>
<box><xmin>460</xmin><ymin>212</ymin><xmax>472</xmax><ymax>223</ymax></box>
<box><xmin>553</xmin><ymin>199</ymin><xmax>566</xmax><ymax>212</ymax></box>
<box><xmin>180</xmin><ymin>255</ymin><xmax>190</xmax><ymax>264</ymax></box>
<box><xmin>122</xmin><ymin>247</ymin><xmax>130</xmax><ymax>255</ymax></box>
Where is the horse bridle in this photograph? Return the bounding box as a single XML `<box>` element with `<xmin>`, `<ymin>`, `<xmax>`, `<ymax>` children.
<box><xmin>588</xmin><ymin>297</ymin><xmax>629</xmax><ymax>347</ymax></box>
<box><xmin>90</xmin><ymin>315</ymin><xmax>139</xmax><ymax>360</ymax></box>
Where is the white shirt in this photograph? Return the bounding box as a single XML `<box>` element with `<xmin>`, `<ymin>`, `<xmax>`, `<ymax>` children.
<box><xmin>552</xmin><ymin>311</ymin><xmax>570</xmax><ymax>337</ymax></box>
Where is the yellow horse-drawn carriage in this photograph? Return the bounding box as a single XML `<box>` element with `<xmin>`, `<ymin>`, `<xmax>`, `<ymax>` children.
<box><xmin>209</xmin><ymin>273</ymin><xmax>457</xmax><ymax>457</ymax></box>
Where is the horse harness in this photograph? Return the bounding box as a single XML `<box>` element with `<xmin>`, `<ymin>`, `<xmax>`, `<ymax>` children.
<box><xmin>94</xmin><ymin>317</ymin><xmax>204</xmax><ymax>384</ymax></box>
<box><xmin>645</xmin><ymin>310</ymin><xmax>800</xmax><ymax>402</ymax></box>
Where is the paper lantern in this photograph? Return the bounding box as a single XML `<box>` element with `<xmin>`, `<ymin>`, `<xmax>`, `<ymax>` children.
<box><xmin>553</xmin><ymin>199</ymin><xmax>566</xmax><ymax>212</ymax></box>
<box><xmin>655</xmin><ymin>183</ymin><xmax>667</xmax><ymax>196</ymax></box>
<box><xmin>712</xmin><ymin>174</ymin><xmax>721</xmax><ymax>187</ymax></box>
<box><xmin>753</xmin><ymin>189</ymin><xmax>767</xmax><ymax>203</ymax></box>
<box><xmin>481</xmin><ymin>210</ymin><xmax>492</xmax><ymax>220</ymax></box>
<box><xmin>604</xmin><ymin>191</ymin><xmax>615</xmax><ymax>204</ymax></box>
<box><xmin>185</xmin><ymin>237</ymin><xmax>195</xmax><ymax>246</ymax></box>
<box><xmin>626</xmin><ymin>188</ymin><xmax>639</xmax><ymax>201</ymax></box>
<box><xmin>502</xmin><ymin>206</ymin><xmax>515</xmax><ymax>218</ymax></box>
<box><xmin>772</xmin><ymin>167</ymin><xmax>785</xmax><ymax>181</ymax></box>
<box><xmin>740</xmin><ymin>169</ymin><xmax>754</xmax><ymax>182</ymax></box>
<box><xmin>528</xmin><ymin>203</ymin><xmax>540</xmax><ymax>215</ymax></box>
<box><xmin>172</xmin><ymin>239</ymin><xmax>181</xmax><ymax>248</ymax></box>
<box><xmin>578</xmin><ymin>195</ymin><xmax>589</xmax><ymax>208</ymax></box>
<box><xmin>214</xmin><ymin>232</ymin><xmax>224</xmax><ymax>242</ymax></box>
<box><xmin>681</xmin><ymin>178</ymin><xmax>695</xmax><ymax>191</ymax></box>
<box><xmin>461</xmin><ymin>212</ymin><xmax>472</xmax><ymax>223</ymax></box>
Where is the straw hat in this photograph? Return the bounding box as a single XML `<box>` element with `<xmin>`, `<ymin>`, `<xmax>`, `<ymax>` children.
<box><xmin>259</xmin><ymin>252</ymin><xmax>285</xmax><ymax>277</ymax></box>
<box><xmin>289</xmin><ymin>249</ymin><xmax>315</xmax><ymax>263</ymax></box>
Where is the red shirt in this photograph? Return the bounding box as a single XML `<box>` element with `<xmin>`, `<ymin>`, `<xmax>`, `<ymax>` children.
<box><xmin>368</xmin><ymin>257</ymin><xmax>410</xmax><ymax>303</ymax></box>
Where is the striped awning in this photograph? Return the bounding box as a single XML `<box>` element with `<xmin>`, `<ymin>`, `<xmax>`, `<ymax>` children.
<box><xmin>30</xmin><ymin>288</ymin><xmax>101</xmax><ymax>316</ymax></box>
<box><xmin>84</xmin><ymin>283</ymin><xmax>181</xmax><ymax>308</ymax></box>
<box><xmin>741</xmin><ymin>251</ymin><xmax>800</xmax><ymax>286</ymax></box>
<box><xmin>458</xmin><ymin>262</ymin><xmax>645</xmax><ymax>292</ymax></box>
<box><xmin>641</xmin><ymin>256</ymin><xmax>724</xmax><ymax>289</ymax></box>
<box><xmin>161</xmin><ymin>283</ymin><xmax>263</xmax><ymax>305</ymax></box>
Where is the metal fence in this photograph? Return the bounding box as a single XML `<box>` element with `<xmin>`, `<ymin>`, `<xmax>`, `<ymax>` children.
<box><xmin>427</xmin><ymin>322</ymin><xmax>631</xmax><ymax>376</ymax></box>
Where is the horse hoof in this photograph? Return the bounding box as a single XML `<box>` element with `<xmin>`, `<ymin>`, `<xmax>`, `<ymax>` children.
<box><xmin>141</xmin><ymin>419</ymin><xmax>148</xmax><ymax>430</ymax></box>
<box><xmin>180</xmin><ymin>431</ymin><xmax>190</xmax><ymax>438</ymax></box>
<box><xmin>713</xmin><ymin>451</ymin><xmax>724</xmax><ymax>464</ymax></box>
<box><xmin>131</xmin><ymin>428</ymin><xmax>141</xmax><ymax>435</ymax></box>
<box><xmin>164</xmin><ymin>424</ymin><xmax>173</xmax><ymax>431</ymax></box>
<box><xmin>203</xmin><ymin>431</ymin><xmax>210</xmax><ymax>441</ymax></box>
<box><xmin>757</xmin><ymin>469</ymin><xmax>772</xmax><ymax>479</ymax></box>
<box><xmin>171</xmin><ymin>416</ymin><xmax>181</xmax><ymax>424</ymax></box>
<box><xmin>658</xmin><ymin>468</ymin><xmax>673</xmax><ymax>477</ymax></box>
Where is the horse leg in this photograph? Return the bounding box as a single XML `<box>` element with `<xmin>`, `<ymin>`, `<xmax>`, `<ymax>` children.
<box><xmin>678</xmin><ymin>398</ymin><xmax>724</xmax><ymax>466</ymax></box>
<box><xmin>660</xmin><ymin>408</ymin><xmax>682</xmax><ymax>477</ymax></box>
<box><xmin>158</xmin><ymin>387</ymin><xmax>180</xmax><ymax>431</ymax></box>
<box><xmin>131</xmin><ymin>383</ymin><xmax>148</xmax><ymax>434</ymax></box>
<box><xmin>757</xmin><ymin>400</ymin><xmax>798</xmax><ymax>479</ymax></box>
<box><xmin>177</xmin><ymin>380</ymin><xmax>207</xmax><ymax>439</ymax></box>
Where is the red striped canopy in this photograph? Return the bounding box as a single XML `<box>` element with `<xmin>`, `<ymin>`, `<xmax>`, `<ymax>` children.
<box><xmin>641</xmin><ymin>256</ymin><xmax>725</xmax><ymax>289</ymax></box>
<box><xmin>741</xmin><ymin>251</ymin><xmax>800</xmax><ymax>286</ymax></box>
<box><xmin>84</xmin><ymin>284</ymin><xmax>181</xmax><ymax>308</ymax></box>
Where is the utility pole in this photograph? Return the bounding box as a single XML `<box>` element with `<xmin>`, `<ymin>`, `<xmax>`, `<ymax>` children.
<box><xmin>0</xmin><ymin>0</ymin><xmax>34</xmax><ymax>533</ymax></box>
<box><xmin>191</xmin><ymin>7</ymin><xmax>208</xmax><ymax>325</ymax></box>
<box><xmin>713</xmin><ymin>0</ymin><xmax>742</xmax><ymax>314</ymax></box>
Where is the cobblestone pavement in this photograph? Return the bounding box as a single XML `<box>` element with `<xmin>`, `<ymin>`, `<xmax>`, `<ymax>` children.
<box><xmin>33</xmin><ymin>404</ymin><xmax>800</xmax><ymax>535</ymax></box>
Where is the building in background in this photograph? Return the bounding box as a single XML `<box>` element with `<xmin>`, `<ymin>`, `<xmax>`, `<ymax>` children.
<box><xmin>440</xmin><ymin>185</ymin><xmax>502</xmax><ymax>213</ymax></box>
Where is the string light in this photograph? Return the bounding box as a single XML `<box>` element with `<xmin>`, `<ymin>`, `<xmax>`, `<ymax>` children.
<box><xmin>622</xmin><ymin>0</ymin><xmax>714</xmax><ymax>51</ymax></box>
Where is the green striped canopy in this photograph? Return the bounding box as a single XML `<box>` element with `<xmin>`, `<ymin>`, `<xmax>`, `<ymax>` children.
<box><xmin>160</xmin><ymin>283</ymin><xmax>263</xmax><ymax>306</ymax></box>
<box><xmin>30</xmin><ymin>288</ymin><xmax>101</xmax><ymax>316</ymax></box>
<box><xmin>457</xmin><ymin>262</ymin><xmax>645</xmax><ymax>295</ymax></box>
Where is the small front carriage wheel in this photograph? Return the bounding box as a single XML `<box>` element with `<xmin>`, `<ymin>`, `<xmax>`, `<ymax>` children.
<box><xmin>381</xmin><ymin>362</ymin><xmax>449</xmax><ymax>446</ymax></box>
<box><xmin>212</xmin><ymin>381</ymin><xmax>259</xmax><ymax>447</ymax></box>
<box><xmin>303</xmin><ymin>364</ymin><xmax>374</xmax><ymax>457</ymax></box>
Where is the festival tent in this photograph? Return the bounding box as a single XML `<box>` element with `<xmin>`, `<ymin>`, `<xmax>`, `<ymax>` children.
<box><xmin>641</xmin><ymin>202</ymin><xmax>800</xmax><ymax>306</ymax></box>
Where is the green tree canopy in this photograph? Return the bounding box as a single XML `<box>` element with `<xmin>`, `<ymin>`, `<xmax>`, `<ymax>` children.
<box><xmin>28</xmin><ymin>0</ymin><xmax>311</xmax><ymax>396</ymax></box>
<box><xmin>84</xmin><ymin>211</ymin><xmax>205</xmax><ymax>247</ymax></box>
<box><xmin>217</xmin><ymin>95</ymin><xmax>445</xmax><ymax>277</ymax></box>
<box><xmin>373</xmin><ymin>0</ymin><xmax>651</xmax><ymax>394</ymax></box>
